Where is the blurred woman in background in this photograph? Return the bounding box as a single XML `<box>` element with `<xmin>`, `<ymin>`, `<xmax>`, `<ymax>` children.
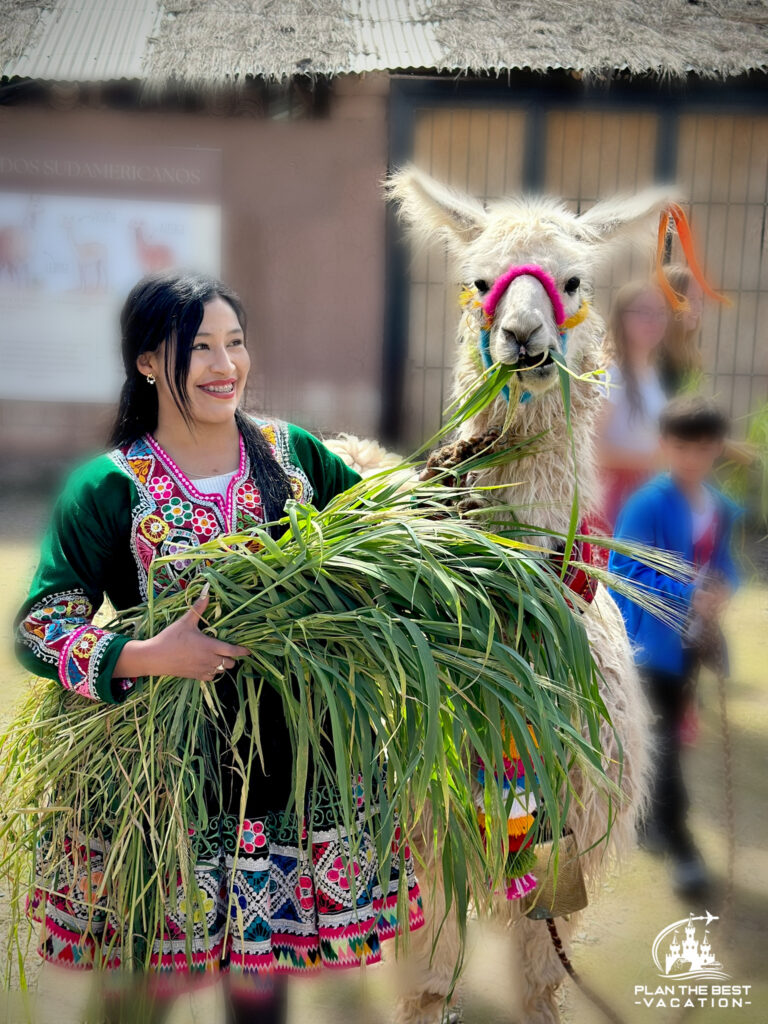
<box><xmin>595</xmin><ymin>280</ymin><xmax>670</xmax><ymax>542</ymax></box>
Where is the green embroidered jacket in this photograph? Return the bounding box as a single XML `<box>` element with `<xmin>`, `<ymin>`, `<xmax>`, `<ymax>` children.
<box><xmin>15</xmin><ymin>419</ymin><xmax>361</xmax><ymax>704</ymax></box>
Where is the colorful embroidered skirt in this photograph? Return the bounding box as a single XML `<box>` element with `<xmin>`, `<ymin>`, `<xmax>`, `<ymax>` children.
<box><xmin>27</xmin><ymin>807</ymin><xmax>423</xmax><ymax>976</ymax></box>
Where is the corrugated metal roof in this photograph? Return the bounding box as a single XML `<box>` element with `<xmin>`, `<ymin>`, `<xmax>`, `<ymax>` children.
<box><xmin>351</xmin><ymin>0</ymin><xmax>440</xmax><ymax>72</ymax></box>
<box><xmin>3</xmin><ymin>0</ymin><xmax>766</xmax><ymax>82</ymax></box>
<box><xmin>3</xmin><ymin>0</ymin><xmax>443</xmax><ymax>83</ymax></box>
<box><xmin>4</xmin><ymin>0</ymin><xmax>161</xmax><ymax>81</ymax></box>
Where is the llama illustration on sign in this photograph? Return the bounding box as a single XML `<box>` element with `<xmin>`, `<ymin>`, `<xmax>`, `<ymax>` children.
<box><xmin>131</xmin><ymin>221</ymin><xmax>176</xmax><ymax>273</ymax></box>
<box><xmin>652</xmin><ymin>912</ymin><xmax>729</xmax><ymax>981</ymax></box>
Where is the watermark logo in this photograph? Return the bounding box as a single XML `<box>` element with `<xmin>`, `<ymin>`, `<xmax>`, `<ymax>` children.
<box><xmin>652</xmin><ymin>911</ymin><xmax>728</xmax><ymax>981</ymax></box>
<box><xmin>634</xmin><ymin>911</ymin><xmax>751</xmax><ymax>1012</ymax></box>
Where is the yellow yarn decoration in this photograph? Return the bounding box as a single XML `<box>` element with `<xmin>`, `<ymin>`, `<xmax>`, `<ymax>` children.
<box><xmin>559</xmin><ymin>300</ymin><xmax>589</xmax><ymax>331</ymax></box>
<box><xmin>505</xmin><ymin>722</ymin><xmax>539</xmax><ymax>760</ymax></box>
<box><xmin>459</xmin><ymin>286</ymin><xmax>483</xmax><ymax>310</ymax></box>
<box><xmin>459</xmin><ymin>287</ymin><xmax>589</xmax><ymax>332</ymax></box>
<box><xmin>477</xmin><ymin>811</ymin><xmax>535</xmax><ymax>837</ymax></box>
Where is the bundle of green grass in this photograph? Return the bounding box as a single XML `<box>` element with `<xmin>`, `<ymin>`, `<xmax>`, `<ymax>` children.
<box><xmin>0</xmin><ymin>369</ymin><xmax>620</xmax><ymax>978</ymax></box>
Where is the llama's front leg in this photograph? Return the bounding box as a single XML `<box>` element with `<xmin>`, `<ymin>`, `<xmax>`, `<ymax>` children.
<box><xmin>509</xmin><ymin>913</ymin><xmax>573</xmax><ymax>1024</ymax></box>
<box><xmin>394</xmin><ymin>827</ymin><xmax>462</xmax><ymax>1024</ymax></box>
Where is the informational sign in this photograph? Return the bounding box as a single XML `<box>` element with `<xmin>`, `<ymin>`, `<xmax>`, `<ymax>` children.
<box><xmin>0</xmin><ymin>143</ymin><xmax>221</xmax><ymax>402</ymax></box>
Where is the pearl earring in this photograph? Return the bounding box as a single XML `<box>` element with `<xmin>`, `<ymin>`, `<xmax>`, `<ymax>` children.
<box><xmin>146</xmin><ymin>374</ymin><xmax>156</xmax><ymax>385</ymax></box>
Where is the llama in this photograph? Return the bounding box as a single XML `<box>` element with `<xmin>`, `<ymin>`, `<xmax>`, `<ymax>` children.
<box><xmin>62</xmin><ymin>217</ymin><xmax>107</xmax><ymax>292</ymax></box>
<box><xmin>0</xmin><ymin>201</ymin><xmax>37</xmax><ymax>287</ymax></box>
<box><xmin>132</xmin><ymin>221</ymin><xmax>175</xmax><ymax>273</ymax></box>
<box><xmin>325</xmin><ymin>168</ymin><xmax>673</xmax><ymax>1023</ymax></box>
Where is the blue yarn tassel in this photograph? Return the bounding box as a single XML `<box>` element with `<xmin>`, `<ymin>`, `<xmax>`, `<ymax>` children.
<box><xmin>478</xmin><ymin>327</ymin><xmax>569</xmax><ymax>406</ymax></box>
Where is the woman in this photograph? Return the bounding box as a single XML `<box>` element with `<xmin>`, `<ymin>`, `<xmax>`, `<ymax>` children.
<box><xmin>658</xmin><ymin>263</ymin><xmax>704</xmax><ymax>396</ymax></box>
<box><xmin>592</xmin><ymin>280</ymin><xmax>669</xmax><ymax>561</ymax></box>
<box><xmin>15</xmin><ymin>272</ymin><xmax>423</xmax><ymax>1021</ymax></box>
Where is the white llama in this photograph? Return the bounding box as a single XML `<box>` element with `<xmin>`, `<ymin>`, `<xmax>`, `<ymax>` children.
<box><xmin>326</xmin><ymin>168</ymin><xmax>672</xmax><ymax>1023</ymax></box>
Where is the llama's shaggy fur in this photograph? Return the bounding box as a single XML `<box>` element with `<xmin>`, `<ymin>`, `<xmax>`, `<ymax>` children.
<box><xmin>327</xmin><ymin>168</ymin><xmax>671</xmax><ymax>1022</ymax></box>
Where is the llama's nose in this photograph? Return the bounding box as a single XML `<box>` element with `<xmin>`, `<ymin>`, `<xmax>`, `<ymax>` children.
<box><xmin>502</xmin><ymin>325</ymin><xmax>538</xmax><ymax>348</ymax></box>
<box><xmin>501</xmin><ymin>325</ymin><xmax>543</xmax><ymax>358</ymax></box>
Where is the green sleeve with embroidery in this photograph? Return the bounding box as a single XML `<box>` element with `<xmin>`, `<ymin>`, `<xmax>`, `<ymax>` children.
<box><xmin>285</xmin><ymin>423</ymin><xmax>363</xmax><ymax>509</ymax></box>
<box><xmin>15</xmin><ymin>456</ymin><xmax>139</xmax><ymax>705</ymax></box>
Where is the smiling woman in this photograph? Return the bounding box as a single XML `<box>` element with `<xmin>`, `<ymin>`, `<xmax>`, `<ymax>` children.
<box><xmin>110</xmin><ymin>274</ymin><xmax>295</xmax><ymax>531</ymax></box>
<box><xmin>12</xmin><ymin>272</ymin><xmax>428</xmax><ymax>1022</ymax></box>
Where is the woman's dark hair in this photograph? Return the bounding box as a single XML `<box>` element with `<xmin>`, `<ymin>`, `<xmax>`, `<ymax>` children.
<box><xmin>109</xmin><ymin>271</ymin><xmax>293</xmax><ymax>532</ymax></box>
<box><xmin>659</xmin><ymin>394</ymin><xmax>729</xmax><ymax>442</ymax></box>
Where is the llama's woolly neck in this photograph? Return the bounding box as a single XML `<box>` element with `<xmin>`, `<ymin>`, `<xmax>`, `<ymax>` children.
<box><xmin>454</xmin><ymin>319</ymin><xmax>603</xmax><ymax>541</ymax></box>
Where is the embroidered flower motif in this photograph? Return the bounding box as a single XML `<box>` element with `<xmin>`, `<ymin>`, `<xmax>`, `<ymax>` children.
<box><xmin>138</xmin><ymin>513</ymin><xmax>169</xmax><ymax>545</ymax></box>
<box><xmin>229</xmin><ymin>882</ymin><xmax>248</xmax><ymax>920</ymax></box>
<box><xmin>128</xmin><ymin>456</ymin><xmax>153</xmax><ymax>485</ymax></box>
<box><xmin>325</xmin><ymin>855</ymin><xmax>361</xmax><ymax>891</ymax></box>
<box><xmin>238</xmin><ymin>480</ymin><xmax>263</xmax><ymax>513</ymax></box>
<box><xmin>76</xmin><ymin>870</ymin><xmax>104</xmax><ymax>905</ymax></box>
<box><xmin>289</xmin><ymin>475</ymin><xmax>305</xmax><ymax>501</ymax></box>
<box><xmin>294</xmin><ymin>873</ymin><xmax>314</xmax><ymax>911</ymax></box>
<box><xmin>44</xmin><ymin>598</ymin><xmax>91</xmax><ymax>619</ymax></box>
<box><xmin>161</xmin><ymin>499</ymin><xmax>194</xmax><ymax>527</ymax></box>
<box><xmin>73</xmin><ymin>632</ymin><xmax>97</xmax><ymax>657</ymax></box>
<box><xmin>239</xmin><ymin>819</ymin><xmax>267</xmax><ymax>854</ymax></box>
<box><xmin>148</xmin><ymin>475</ymin><xmax>174</xmax><ymax>501</ymax></box>
<box><xmin>178</xmin><ymin>892</ymin><xmax>214</xmax><ymax>924</ymax></box>
<box><xmin>191</xmin><ymin>508</ymin><xmax>217</xmax><ymax>537</ymax></box>
<box><xmin>260</xmin><ymin>424</ymin><xmax>277</xmax><ymax>449</ymax></box>
<box><xmin>165</xmin><ymin>539</ymin><xmax>193</xmax><ymax>571</ymax></box>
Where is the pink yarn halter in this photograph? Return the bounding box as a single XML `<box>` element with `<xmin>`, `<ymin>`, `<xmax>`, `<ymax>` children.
<box><xmin>481</xmin><ymin>263</ymin><xmax>567</xmax><ymax>327</ymax></box>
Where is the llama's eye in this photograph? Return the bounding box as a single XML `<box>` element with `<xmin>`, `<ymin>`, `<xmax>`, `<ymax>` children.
<box><xmin>474</xmin><ymin>279</ymin><xmax>490</xmax><ymax>294</ymax></box>
<box><xmin>564</xmin><ymin>276</ymin><xmax>581</xmax><ymax>295</ymax></box>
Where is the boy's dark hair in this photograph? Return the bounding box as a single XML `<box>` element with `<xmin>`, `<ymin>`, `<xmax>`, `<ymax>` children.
<box><xmin>659</xmin><ymin>394</ymin><xmax>729</xmax><ymax>442</ymax></box>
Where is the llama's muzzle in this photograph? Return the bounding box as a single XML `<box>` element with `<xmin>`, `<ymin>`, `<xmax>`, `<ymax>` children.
<box><xmin>467</xmin><ymin>261</ymin><xmax>590</xmax><ymax>403</ymax></box>
<box><xmin>482</xmin><ymin>263</ymin><xmax>567</xmax><ymax>328</ymax></box>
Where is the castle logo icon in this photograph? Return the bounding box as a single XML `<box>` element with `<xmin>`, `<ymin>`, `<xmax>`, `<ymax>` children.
<box><xmin>651</xmin><ymin>911</ymin><xmax>729</xmax><ymax>981</ymax></box>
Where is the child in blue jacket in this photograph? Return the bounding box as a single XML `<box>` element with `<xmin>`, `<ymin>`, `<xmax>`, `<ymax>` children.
<box><xmin>608</xmin><ymin>395</ymin><xmax>740</xmax><ymax>896</ymax></box>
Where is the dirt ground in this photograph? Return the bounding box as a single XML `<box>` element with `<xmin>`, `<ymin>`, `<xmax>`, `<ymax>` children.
<box><xmin>0</xmin><ymin>512</ymin><xmax>765</xmax><ymax>1024</ymax></box>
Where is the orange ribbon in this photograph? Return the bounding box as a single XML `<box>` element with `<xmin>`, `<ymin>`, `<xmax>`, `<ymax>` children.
<box><xmin>656</xmin><ymin>203</ymin><xmax>731</xmax><ymax>313</ymax></box>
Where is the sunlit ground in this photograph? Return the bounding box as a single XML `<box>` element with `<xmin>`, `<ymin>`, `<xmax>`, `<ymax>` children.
<box><xmin>1</xmin><ymin>519</ymin><xmax>765</xmax><ymax>1024</ymax></box>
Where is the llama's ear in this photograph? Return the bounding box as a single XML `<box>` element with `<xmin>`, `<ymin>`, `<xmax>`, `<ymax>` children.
<box><xmin>578</xmin><ymin>186</ymin><xmax>682</xmax><ymax>243</ymax></box>
<box><xmin>385</xmin><ymin>165</ymin><xmax>488</xmax><ymax>249</ymax></box>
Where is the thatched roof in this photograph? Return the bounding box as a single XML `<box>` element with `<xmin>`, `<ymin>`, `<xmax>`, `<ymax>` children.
<box><xmin>147</xmin><ymin>0</ymin><xmax>358</xmax><ymax>83</ymax></box>
<box><xmin>0</xmin><ymin>0</ymin><xmax>56</xmax><ymax>74</ymax></box>
<box><xmin>2</xmin><ymin>0</ymin><xmax>767</xmax><ymax>83</ymax></box>
<box><xmin>435</xmin><ymin>0</ymin><xmax>768</xmax><ymax>78</ymax></box>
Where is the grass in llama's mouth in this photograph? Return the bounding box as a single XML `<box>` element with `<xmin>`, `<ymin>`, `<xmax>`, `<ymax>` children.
<box><xmin>513</xmin><ymin>350</ymin><xmax>555</xmax><ymax>371</ymax></box>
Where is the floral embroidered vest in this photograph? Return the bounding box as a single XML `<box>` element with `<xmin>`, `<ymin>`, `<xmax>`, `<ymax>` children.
<box><xmin>113</xmin><ymin>422</ymin><xmax>312</xmax><ymax>599</ymax></box>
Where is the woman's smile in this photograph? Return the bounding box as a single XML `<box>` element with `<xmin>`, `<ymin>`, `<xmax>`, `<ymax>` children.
<box><xmin>197</xmin><ymin>377</ymin><xmax>238</xmax><ymax>399</ymax></box>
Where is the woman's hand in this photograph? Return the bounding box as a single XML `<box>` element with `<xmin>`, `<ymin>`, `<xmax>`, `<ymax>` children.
<box><xmin>113</xmin><ymin>584</ymin><xmax>250</xmax><ymax>682</ymax></box>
